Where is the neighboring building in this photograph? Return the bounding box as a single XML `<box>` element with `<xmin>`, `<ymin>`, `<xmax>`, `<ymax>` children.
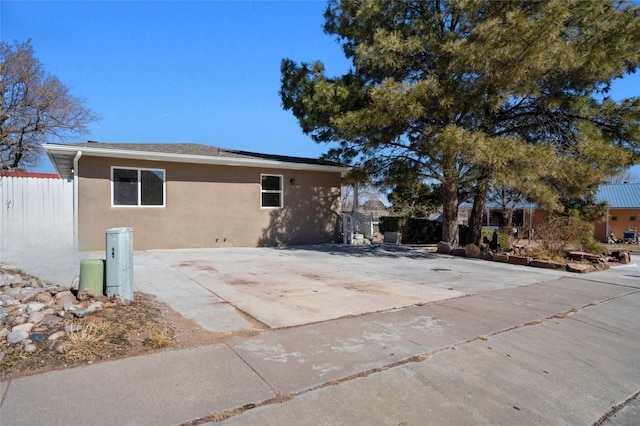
<box><xmin>459</xmin><ymin>183</ymin><xmax>640</xmax><ymax>243</ymax></box>
<box><xmin>458</xmin><ymin>202</ymin><xmax>537</xmax><ymax>230</ymax></box>
<box><xmin>595</xmin><ymin>183</ymin><xmax>640</xmax><ymax>242</ymax></box>
<box><xmin>44</xmin><ymin>142</ymin><xmax>349</xmax><ymax>251</ymax></box>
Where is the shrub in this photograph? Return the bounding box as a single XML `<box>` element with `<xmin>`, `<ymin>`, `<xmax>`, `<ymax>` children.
<box><xmin>379</xmin><ymin>216</ymin><xmax>401</xmax><ymax>233</ymax></box>
<box><xmin>532</xmin><ymin>212</ymin><xmax>592</xmax><ymax>259</ymax></box>
<box><xmin>405</xmin><ymin>218</ymin><xmax>442</xmax><ymax>243</ymax></box>
<box><xmin>579</xmin><ymin>232</ymin><xmax>605</xmax><ymax>254</ymax></box>
<box><xmin>481</xmin><ymin>227</ymin><xmax>511</xmax><ymax>251</ymax></box>
<box><xmin>378</xmin><ymin>216</ymin><xmax>442</xmax><ymax>243</ymax></box>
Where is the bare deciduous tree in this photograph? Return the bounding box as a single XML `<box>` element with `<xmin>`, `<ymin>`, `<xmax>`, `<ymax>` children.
<box><xmin>341</xmin><ymin>183</ymin><xmax>387</xmax><ymax>213</ymax></box>
<box><xmin>1</xmin><ymin>40</ymin><xmax>98</xmax><ymax>169</ymax></box>
<box><xmin>608</xmin><ymin>170</ymin><xmax>640</xmax><ymax>184</ymax></box>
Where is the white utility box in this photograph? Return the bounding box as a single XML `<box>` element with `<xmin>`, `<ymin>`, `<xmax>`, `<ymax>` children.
<box><xmin>105</xmin><ymin>227</ymin><xmax>133</xmax><ymax>300</ymax></box>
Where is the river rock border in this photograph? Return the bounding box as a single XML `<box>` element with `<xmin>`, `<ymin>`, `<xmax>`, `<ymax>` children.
<box><xmin>0</xmin><ymin>264</ymin><xmax>120</xmax><ymax>362</ymax></box>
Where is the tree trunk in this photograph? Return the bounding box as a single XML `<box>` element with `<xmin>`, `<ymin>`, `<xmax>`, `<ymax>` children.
<box><xmin>505</xmin><ymin>209</ymin><xmax>515</xmax><ymax>229</ymax></box>
<box><xmin>11</xmin><ymin>154</ymin><xmax>23</xmax><ymax>169</ymax></box>
<box><xmin>441</xmin><ymin>181</ymin><xmax>459</xmax><ymax>245</ymax></box>
<box><xmin>467</xmin><ymin>183</ymin><xmax>488</xmax><ymax>245</ymax></box>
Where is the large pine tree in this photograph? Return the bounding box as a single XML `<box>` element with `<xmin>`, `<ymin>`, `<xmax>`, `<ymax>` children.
<box><xmin>281</xmin><ymin>0</ymin><xmax>640</xmax><ymax>244</ymax></box>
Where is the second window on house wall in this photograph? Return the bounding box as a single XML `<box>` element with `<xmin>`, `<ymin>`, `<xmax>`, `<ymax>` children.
<box><xmin>261</xmin><ymin>174</ymin><xmax>283</xmax><ymax>208</ymax></box>
<box><xmin>112</xmin><ymin>167</ymin><xmax>165</xmax><ymax>207</ymax></box>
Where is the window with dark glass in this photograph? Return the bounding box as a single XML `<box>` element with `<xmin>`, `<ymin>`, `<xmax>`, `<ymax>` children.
<box><xmin>112</xmin><ymin>168</ymin><xmax>165</xmax><ymax>207</ymax></box>
<box><xmin>261</xmin><ymin>174</ymin><xmax>282</xmax><ymax>208</ymax></box>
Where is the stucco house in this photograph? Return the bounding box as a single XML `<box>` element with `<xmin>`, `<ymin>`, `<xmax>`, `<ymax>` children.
<box><xmin>595</xmin><ymin>183</ymin><xmax>640</xmax><ymax>242</ymax></box>
<box><xmin>44</xmin><ymin>142</ymin><xmax>349</xmax><ymax>251</ymax></box>
<box><xmin>460</xmin><ymin>183</ymin><xmax>640</xmax><ymax>243</ymax></box>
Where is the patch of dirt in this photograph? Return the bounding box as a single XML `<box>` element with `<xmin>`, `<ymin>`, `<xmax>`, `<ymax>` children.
<box><xmin>0</xmin><ymin>292</ymin><xmax>225</xmax><ymax>380</ymax></box>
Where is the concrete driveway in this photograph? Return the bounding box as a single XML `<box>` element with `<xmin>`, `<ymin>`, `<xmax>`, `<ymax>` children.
<box><xmin>133</xmin><ymin>244</ymin><xmax>590</xmax><ymax>333</ymax></box>
<box><xmin>4</xmin><ymin>244</ymin><xmax>640</xmax><ymax>425</ymax></box>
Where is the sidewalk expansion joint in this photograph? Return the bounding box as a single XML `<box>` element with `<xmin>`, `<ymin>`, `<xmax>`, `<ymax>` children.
<box><xmin>224</xmin><ymin>343</ymin><xmax>279</xmax><ymax>394</ymax></box>
<box><xmin>230</xmin><ymin>305</ymin><xmax>270</xmax><ymax>330</ymax></box>
<box><xmin>186</xmin><ymin>290</ymin><xmax>637</xmax><ymax>424</ymax></box>
<box><xmin>0</xmin><ymin>379</ymin><xmax>10</xmax><ymax>408</ymax></box>
<box><xmin>593</xmin><ymin>388</ymin><xmax>640</xmax><ymax>426</ymax></box>
<box><xmin>575</xmin><ymin>277</ymin><xmax>640</xmax><ymax>292</ymax></box>
<box><xmin>568</xmin><ymin>316</ymin><xmax>628</xmax><ymax>337</ymax></box>
<box><xmin>180</xmin><ymin>392</ymin><xmax>294</xmax><ymax>425</ymax></box>
<box><xmin>290</xmin><ymin>352</ymin><xmax>433</xmax><ymax>398</ymax></box>
<box><xmin>185</xmin><ymin>352</ymin><xmax>435</xmax><ymax>425</ymax></box>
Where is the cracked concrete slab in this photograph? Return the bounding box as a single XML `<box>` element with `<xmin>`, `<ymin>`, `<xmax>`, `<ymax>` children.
<box><xmin>222</xmin><ymin>299</ymin><xmax>640</xmax><ymax>426</ymax></box>
<box><xmin>475</xmin><ymin>278</ymin><xmax>636</xmax><ymax>315</ymax></box>
<box><xmin>144</xmin><ymin>247</ymin><xmax>470</xmax><ymax>329</ymax></box>
<box><xmin>135</xmin><ymin>246</ymin><xmax>579</xmax><ymax>332</ymax></box>
<box><xmin>569</xmin><ymin>290</ymin><xmax>640</xmax><ymax>339</ymax></box>
<box><xmin>134</xmin><ymin>251</ymin><xmax>259</xmax><ymax>333</ymax></box>
<box><xmin>228</xmin><ymin>316</ymin><xmax>426</xmax><ymax>393</ymax></box>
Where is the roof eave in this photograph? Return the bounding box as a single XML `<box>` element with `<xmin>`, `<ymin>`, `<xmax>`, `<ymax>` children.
<box><xmin>44</xmin><ymin>149</ymin><xmax>64</xmax><ymax>178</ymax></box>
<box><xmin>42</xmin><ymin>144</ymin><xmax>351</xmax><ymax>176</ymax></box>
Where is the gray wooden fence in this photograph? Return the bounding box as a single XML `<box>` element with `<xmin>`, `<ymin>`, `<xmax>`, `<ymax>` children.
<box><xmin>0</xmin><ymin>175</ymin><xmax>74</xmax><ymax>256</ymax></box>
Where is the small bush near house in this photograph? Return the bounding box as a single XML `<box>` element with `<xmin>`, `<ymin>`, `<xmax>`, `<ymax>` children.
<box><xmin>532</xmin><ymin>213</ymin><xmax>592</xmax><ymax>259</ymax></box>
<box><xmin>379</xmin><ymin>216</ymin><xmax>401</xmax><ymax>233</ymax></box>
<box><xmin>580</xmin><ymin>233</ymin><xmax>605</xmax><ymax>255</ymax></box>
<box><xmin>405</xmin><ymin>218</ymin><xmax>442</xmax><ymax>243</ymax></box>
<box><xmin>481</xmin><ymin>228</ymin><xmax>512</xmax><ymax>251</ymax></box>
<box><xmin>379</xmin><ymin>216</ymin><xmax>442</xmax><ymax>243</ymax></box>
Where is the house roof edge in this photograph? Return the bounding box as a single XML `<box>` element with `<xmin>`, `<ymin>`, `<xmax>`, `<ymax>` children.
<box><xmin>43</xmin><ymin>143</ymin><xmax>351</xmax><ymax>179</ymax></box>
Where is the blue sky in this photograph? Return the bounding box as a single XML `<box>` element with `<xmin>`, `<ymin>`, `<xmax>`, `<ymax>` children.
<box><xmin>1</xmin><ymin>0</ymin><xmax>639</xmax><ymax>177</ymax></box>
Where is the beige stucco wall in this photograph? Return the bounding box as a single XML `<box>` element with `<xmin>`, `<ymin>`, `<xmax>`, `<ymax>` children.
<box><xmin>77</xmin><ymin>156</ymin><xmax>342</xmax><ymax>250</ymax></box>
<box><xmin>524</xmin><ymin>208</ymin><xmax>639</xmax><ymax>243</ymax></box>
<box><xmin>595</xmin><ymin>208</ymin><xmax>640</xmax><ymax>242</ymax></box>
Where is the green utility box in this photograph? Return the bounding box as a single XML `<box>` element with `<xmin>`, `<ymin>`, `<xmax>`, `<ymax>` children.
<box><xmin>79</xmin><ymin>259</ymin><xmax>105</xmax><ymax>296</ymax></box>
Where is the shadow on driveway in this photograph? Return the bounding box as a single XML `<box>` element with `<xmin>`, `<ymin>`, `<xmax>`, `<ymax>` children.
<box><xmin>274</xmin><ymin>243</ymin><xmax>438</xmax><ymax>259</ymax></box>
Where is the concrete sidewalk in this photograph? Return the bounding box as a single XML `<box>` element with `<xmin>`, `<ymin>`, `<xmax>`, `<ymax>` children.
<box><xmin>223</xmin><ymin>282</ymin><xmax>640</xmax><ymax>425</ymax></box>
<box><xmin>2</xmin><ymin>261</ymin><xmax>639</xmax><ymax>425</ymax></box>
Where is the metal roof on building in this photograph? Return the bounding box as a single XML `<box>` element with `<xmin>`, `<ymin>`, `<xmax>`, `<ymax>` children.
<box><xmin>596</xmin><ymin>183</ymin><xmax>640</xmax><ymax>208</ymax></box>
<box><xmin>459</xmin><ymin>184</ymin><xmax>640</xmax><ymax>211</ymax></box>
<box><xmin>458</xmin><ymin>201</ymin><xmax>536</xmax><ymax>210</ymax></box>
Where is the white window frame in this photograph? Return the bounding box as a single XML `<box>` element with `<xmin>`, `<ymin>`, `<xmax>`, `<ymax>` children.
<box><xmin>260</xmin><ymin>174</ymin><xmax>283</xmax><ymax>209</ymax></box>
<box><xmin>111</xmin><ymin>166</ymin><xmax>166</xmax><ymax>208</ymax></box>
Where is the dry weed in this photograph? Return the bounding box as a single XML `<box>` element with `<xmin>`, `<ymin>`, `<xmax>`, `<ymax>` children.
<box><xmin>0</xmin><ymin>349</ymin><xmax>33</xmax><ymax>372</ymax></box>
<box><xmin>64</xmin><ymin>322</ymin><xmax>122</xmax><ymax>363</ymax></box>
<box><xmin>532</xmin><ymin>213</ymin><xmax>592</xmax><ymax>259</ymax></box>
<box><xmin>2</xmin><ymin>291</ymin><xmax>217</xmax><ymax>380</ymax></box>
<box><xmin>143</xmin><ymin>324</ymin><xmax>174</xmax><ymax>348</ymax></box>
